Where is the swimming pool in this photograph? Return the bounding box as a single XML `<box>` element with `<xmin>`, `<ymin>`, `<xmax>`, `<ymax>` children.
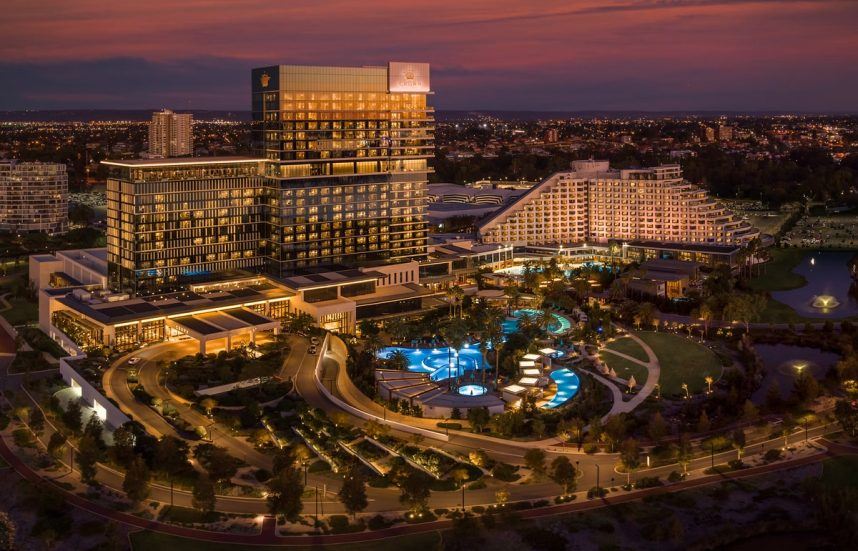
<box><xmin>543</xmin><ymin>368</ymin><xmax>580</xmax><ymax>408</ymax></box>
<box><xmin>502</xmin><ymin>308</ymin><xmax>573</xmax><ymax>336</ymax></box>
<box><xmin>377</xmin><ymin>345</ymin><xmax>487</xmax><ymax>382</ymax></box>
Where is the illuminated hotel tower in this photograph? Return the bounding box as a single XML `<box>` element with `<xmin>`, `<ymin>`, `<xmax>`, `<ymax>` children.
<box><xmin>251</xmin><ymin>62</ymin><xmax>433</xmax><ymax>276</ymax></box>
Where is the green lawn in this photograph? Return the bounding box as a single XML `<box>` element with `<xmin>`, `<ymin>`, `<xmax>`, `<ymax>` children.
<box><xmin>748</xmin><ymin>248</ymin><xmax>808</xmax><ymax>292</ymax></box>
<box><xmin>599</xmin><ymin>350</ymin><xmax>649</xmax><ymax>387</ymax></box>
<box><xmin>603</xmin><ymin>336</ymin><xmax>649</xmax><ymax>362</ymax></box>
<box><xmin>635</xmin><ymin>332</ymin><xmax>723</xmax><ymax>396</ymax></box>
<box><xmin>1</xmin><ymin>296</ymin><xmax>38</xmax><ymax>325</ymax></box>
<box><xmin>820</xmin><ymin>456</ymin><xmax>858</xmax><ymax>489</ymax></box>
<box><xmin>130</xmin><ymin>529</ymin><xmax>442</xmax><ymax>551</ymax></box>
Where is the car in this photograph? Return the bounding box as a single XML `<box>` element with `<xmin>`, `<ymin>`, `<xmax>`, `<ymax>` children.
<box><xmin>310</xmin><ymin>336</ymin><xmax>320</xmax><ymax>345</ymax></box>
<box><xmin>127</xmin><ymin>356</ymin><xmax>142</xmax><ymax>365</ymax></box>
<box><xmin>308</xmin><ymin>346</ymin><xmax>317</xmax><ymax>355</ymax></box>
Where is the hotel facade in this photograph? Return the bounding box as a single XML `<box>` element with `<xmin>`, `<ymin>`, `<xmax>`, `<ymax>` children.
<box><xmin>479</xmin><ymin>160</ymin><xmax>758</xmax><ymax>265</ymax></box>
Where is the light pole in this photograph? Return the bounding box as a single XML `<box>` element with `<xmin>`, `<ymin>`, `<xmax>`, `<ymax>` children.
<box><xmin>595</xmin><ymin>463</ymin><xmax>600</xmax><ymax>490</ymax></box>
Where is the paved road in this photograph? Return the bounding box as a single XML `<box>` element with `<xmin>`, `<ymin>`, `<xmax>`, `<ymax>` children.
<box><xmin>0</xmin><ymin>423</ymin><xmax>845</xmax><ymax>546</ymax></box>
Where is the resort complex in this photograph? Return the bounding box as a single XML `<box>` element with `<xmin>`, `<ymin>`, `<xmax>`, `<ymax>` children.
<box><xmin>5</xmin><ymin>60</ymin><xmax>858</xmax><ymax>551</ymax></box>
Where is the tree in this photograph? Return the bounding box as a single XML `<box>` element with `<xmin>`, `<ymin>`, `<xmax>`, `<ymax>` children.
<box><xmin>698</xmin><ymin>302</ymin><xmax>714</xmax><ymax>337</ymax></box>
<box><xmin>603</xmin><ymin>414</ymin><xmax>627</xmax><ymax>452</ymax></box>
<box><xmin>647</xmin><ymin>412</ymin><xmax>667</xmax><ymax>445</ymax></box>
<box><xmin>266</xmin><ymin>465</ymin><xmax>304</xmax><ymax>521</ymax></box>
<box><xmin>495</xmin><ymin>486</ymin><xmax>510</xmax><ymax>506</ymax></box>
<box><xmin>793</xmin><ymin>370</ymin><xmax>819</xmax><ymax>405</ymax></box>
<box><xmin>29</xmin><ymin>408</ymin><xmax>45</xmax><ymax>434</ymax></box>
<box><xmin>0</xmin><ymin>511</ymin><xmax>15</xmax><ymax>551</ymax></box>
<box><xmin>122</xmin><ymin>456</ymin><xmax>151</xmax><ymax>504</ymax></box>
<box><xmin>47</xmin><ymin>432</ymin><xmax>67</xmax><ymax>459</ymax></box>
<box><xmin>742</xmin><ymin>399</ymin><xmax>759</xmax><ymax>423</ymax></box>
<box><xmin>677</xmin><ymin>433</ymin><xmax>692</xmax><ymax>474</ymax></box>
<box><xmin>620</xmin><ymin>438</ymin><xmax>641</xmax><ymax>485</ymax></box>
<box><xmin>192</xmin><ymin>474</ymin><xmax>217</xmax><ymax>514</ymax></box>
<box><xmin>732</xmin><ymin>428</ymin><xmax>746</xmax><ymax>461</ymax></box>
<box><xmin>531</xmin><ymin>418</ymin><xmax>546</xmax><ymax>439</ymax></box>
<box><xmin>697</xmin><ymin>410</ymin><xmax>711</xmax><ymax>433</ymax></box>
<box><xmin>63</xmin><ymin>400</ymin><xmax>83</xmax><ymax>434</ymax></box>
<box><xmin>200</xmin><ymin>397</ymin><xmax>217</xmax><ymax>416</ymax></box>
<box><xmin>523</xmin><ymin>448</ymin><xmax>547</xmax><ymax>476</ymax></box>
<box><xmin>110</xmin><ymin>424</ymin><xmax>136</xmax><ymax>467</ymax></box>
<box><xmin>834</xmin><ymin>399</ymin><xmax>858</xmax><ymax>437</ymax></box>
<box><xmin>83</xmin><ymin>415</ymin><xmax>106</xmax><ymax>452</ymax></box>
<box><xmin>550</xmin><ymin>456</ymin><xmax>577</xmax><ymax>494</ymax></box>
<box><xmin>399</xmin><ymin>471</ymin><xmax>431</xmax><ymax>514</ymax></box>
<box><xmin>466</xmin><ymin>407</ymin><xmax>490</xmax><ymax>433</ymax></box>
<box><xmin>338</xmin><ymin>466</ymin><xmax>368</xmax><ymax>518</ymax></box>
<box><xmin>76</xmin><ymin>433</ymin><xmax>101</xmax><ymax>485</ymax></box>
<box><xmin>156</xmin><ymin>436</ymin><xmax>189</xmax><ymax>505</ymax></box>
<box><xmin>634</xmin><ymin>302</ymin><xmax>656</xmax><ymax>330</ymax></box>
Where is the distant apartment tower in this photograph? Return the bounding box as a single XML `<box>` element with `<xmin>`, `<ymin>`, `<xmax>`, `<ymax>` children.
<box><xmin>251</xmin><ymin>62</ymin><xmax>433</xmax><ymax>276</ymax></box>
<box><xmin>717</xmin><ymin>125</ymin><xmax>734</xmax><ymax>141</ymax></box>
<box><xmin>479</xmin><ymin>160</ymin><xmax>758</xmax><ymax>247</ymax></box>
<box><xmin>702</xmin><ymin>126</ymin><xmax>716</xmax><ymax>142</ymax></box>
<box><xmin>0</xmin><ymin>160</ymin><xmax>68</xmax><ymax>234</ymax></box>
<box><xmin>544</xmin><ymin>128</ymin><xmax>559</xmax><ymax>143</ymax></box>
<box><xmin>149</xmin><ymin>109</ymin><xmax>193</xmax><ymax>157</ymax></box>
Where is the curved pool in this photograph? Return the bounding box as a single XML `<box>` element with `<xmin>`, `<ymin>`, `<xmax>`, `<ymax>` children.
<box><xmin>377</xmin><ymin>346</ymin><xmax>487</xmax><ymax>382</ymax></box>
<box><xmin>502</xmin><ymin>308</ymin><xmax>572</xmax><ymax>336</ymax></box>
<box><xmin>543</xmin><ymin>368</ymin><xmax>580</xmax><ymax>409</ymax></box>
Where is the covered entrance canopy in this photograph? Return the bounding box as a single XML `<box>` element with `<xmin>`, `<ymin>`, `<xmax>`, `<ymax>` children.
<box><xmin>168</xmin><ymin>307</ymin><xmax>279</xmax><ymax>354</ymax></box>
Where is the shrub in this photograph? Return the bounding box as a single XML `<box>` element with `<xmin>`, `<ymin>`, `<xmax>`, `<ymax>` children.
<box><xmin>587</xmin><ymin>486</ymin><xmax>608</xmax><ymax>499</ymax></box>
<box><xmin>328</xmin><ymin>515</ymin><xmax>358</xmax><ymax>534</ymax></box>
<box><xmin>667</xmin><ymin>470</ymin><xmax>685</xmax><ymax>483</ymax></box>
<box><xmin>728</xmin><ymin>459</ymin><xmax>745</xmax><ymax>470</ymax></box>
<box><xmin>254</xmin><ymin>468</ymin><xmax>271</xmax><ymax>482</ymax></box>
<box><xmin>491</xmin><ymin>462</ymin><xmax>520</xmax><ymax>482</ymax></box>
<box><xmin>367</xmin><ymin>514</ymin><xmax>393</xmax><ymax>530</ymax></box>
<box><xmin>634</xmin><ymin>476</ymin><xmax>663</xmax><ymax>489</ymax></box>
<box><xmin>764</xmin><ymin>449</ymin><xmax>782</xmax><ymax>462</ymax></box>
<box><xmin>436</xmin><ymin>422</ymin><xmax>462</xmax><ymax>430</ymax></box>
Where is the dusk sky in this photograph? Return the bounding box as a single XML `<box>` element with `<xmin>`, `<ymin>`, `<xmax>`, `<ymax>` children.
<box><xmin>1</xmin><ymin>0</ymin><xmax>857</xmax><ymax>112</ymax></box>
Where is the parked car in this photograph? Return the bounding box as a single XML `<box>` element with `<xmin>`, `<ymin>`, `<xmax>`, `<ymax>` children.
<box><xmin>310</xmin><ymin>336</ymin><xmax>320</xmax><ymax>345</ymax></box>
<box><xmin>308</xmin><ymin>346</ymin><xmax>317</xmax><ymax>355</ymax></box>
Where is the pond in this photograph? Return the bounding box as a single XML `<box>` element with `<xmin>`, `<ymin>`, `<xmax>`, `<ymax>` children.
<box><xmin>770</xmin><ymin>250</ymin><xmax>858</xmax><ymax>318</ymax></box>
<box><xmin>751</xmin><ymin>343</ymin><xmax>840</xmax><ymax>403</ymax></box>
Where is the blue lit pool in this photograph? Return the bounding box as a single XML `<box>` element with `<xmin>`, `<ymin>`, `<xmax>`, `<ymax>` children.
<box><xmin>378</xmin><ymin>346</ymin><xmax>487</xmax><ymax>382</ymax></box>
<box><xmin>543</xmin><ymin>368</ymin><xmax>580</xmax><ymax>408</ymax></box>
<box><xmin>502</xmin><ymin>308</ymin><xmax>572</xmax><ymax>336</ymax></box>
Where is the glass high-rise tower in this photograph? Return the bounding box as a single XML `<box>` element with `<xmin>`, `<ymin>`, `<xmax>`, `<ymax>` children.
<box><xmin>251</xmin><ymin>62</ymin><xmax>433</xmax><ymax>276</ymax></box>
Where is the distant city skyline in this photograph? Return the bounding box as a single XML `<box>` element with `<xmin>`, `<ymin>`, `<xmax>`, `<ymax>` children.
<box><xmin>1</xmin><ymin>0</ymin><xmax>857</xmax><ymax>112</ymax></box>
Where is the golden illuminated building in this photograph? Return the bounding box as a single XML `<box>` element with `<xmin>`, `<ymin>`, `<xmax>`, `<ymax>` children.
<box><xmin>252</xmin><ymin>62</ymin><xmax>433</xmax><ymax>276</ymax></box>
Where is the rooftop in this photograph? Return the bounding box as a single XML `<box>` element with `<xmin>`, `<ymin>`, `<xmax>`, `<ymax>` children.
<box><xmin>102</xmin><ymin>156</ymin><xmax>264</xmax><ymax>168</ymax></box>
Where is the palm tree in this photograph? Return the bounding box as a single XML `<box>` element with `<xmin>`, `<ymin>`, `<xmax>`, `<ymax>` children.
<box><xmin>704</xmin><ymin>375</ymin><xmax>714</xmax><ymax>394</ymax></box>
<box><xmin>504</xmin><ymin>284</ymin><xmax>522</xmax><ymax>314</ymax></box>
<box><xmin>441</xmin><ymin>318</ymin><xmax>468</xmax><ymax>390</ymax></box>
<box><xmin>699</xmin><ymin>302</ymin><xmax>714</xmax><ymax>338</ymax></box>
<box><xmin>483</xmin><ymin>308</ymin><xmax>505</xmax><ymax>389</ymax></box>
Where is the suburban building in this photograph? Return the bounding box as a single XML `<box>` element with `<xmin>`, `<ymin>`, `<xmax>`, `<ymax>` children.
<box><xmin>0</xmin><ymin>160</ymin><xmax>68</xmax><ymax>234</ymax></box>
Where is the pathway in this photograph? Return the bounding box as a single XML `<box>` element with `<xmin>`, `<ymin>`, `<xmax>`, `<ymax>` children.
<box><xmin>585</xmin><ymin>330</ymin><xmax>661</xmax><ymax>419</ymax></box>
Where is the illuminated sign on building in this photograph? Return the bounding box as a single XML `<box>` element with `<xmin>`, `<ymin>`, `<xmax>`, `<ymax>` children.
<box><xmin>388</xmin><ymin>62</ymin><xmax>430</xmax><ymax>93</ymax></box>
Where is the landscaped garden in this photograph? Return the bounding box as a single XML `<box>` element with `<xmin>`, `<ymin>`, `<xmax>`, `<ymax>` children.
<box><xmin>635</xmin><ymin>331</ymin><xmax>723</xmax><ymax>396</ymax></box>
<box><xmin>598</xmin><ymin>350</ymin><xmax>648</xmax><ymax>387</ymax></box>
<box><xmin>603</xmin><ymin>336</ymin><xmax>649</xmax><ymax>362</ymax></box>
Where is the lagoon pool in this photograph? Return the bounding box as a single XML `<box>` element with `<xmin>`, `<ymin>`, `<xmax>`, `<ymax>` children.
<box><xmin>378</xmin><ymin>346</ymin><xmax>487</xmax><ymax>382</ymax></box>
<box><xmin>502</xmin><ymin>308</ymin><xmax>573</xmax><ymax>336</ymax></box>
<box><xmin>543</xmin><ymin>368</ymin><xmax>580</xmax><ymax>408</ymax></box>
<box><xmin>771</xmin><ymin>251</ymin><xmax>858</xmax><ymax>318</ymax></box>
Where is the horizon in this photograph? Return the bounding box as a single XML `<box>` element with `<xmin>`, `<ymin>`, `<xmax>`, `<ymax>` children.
<box><xmin>2</xmin><ymin>1</ymin><xmax>857</xmax><ymax>112</ymax></box>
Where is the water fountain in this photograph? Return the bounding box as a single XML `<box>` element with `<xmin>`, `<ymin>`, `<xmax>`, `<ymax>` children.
<box><xmin>811</xmin><ymin>294</ymin><xmax>840</xmax><ymax>310</ymax></box>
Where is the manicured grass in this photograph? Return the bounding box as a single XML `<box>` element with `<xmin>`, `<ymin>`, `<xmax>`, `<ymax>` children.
<box><xmin>130</xmin><ymin>529</ymin><xmax>443</xmax><ymax>551</ymax></box>
<box><xmin>158</xmin><ymin>505</ymin><xmax>225</xmax><ymax>524</ymax></box>
<box><xmin>1</xmin><ymin>296</ymin><xmax>38</xmax><ymax>325</ymax></box>
<box><xmin>603</xmin><ymin>336</ymin><xmax>649</xmax><ymax>362</ymax></box>
<box><xmin>598</xmin><ymin>350</ymin><xmax>649</xmax><ymax>387</ymax></box>
<box><xmin>635</xmin><ymin>332</ymin><xmax>722</xmax><ymax>396</ymax></box>
<box><xmin>820</xmin><ymin>456</ymin><xmax>858</xmax><ymax>489</ymax></box>
<box><xmin>748</xmin><ymin>248</ymin><xmax>808</xmax><ymax>292</ymax></box>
